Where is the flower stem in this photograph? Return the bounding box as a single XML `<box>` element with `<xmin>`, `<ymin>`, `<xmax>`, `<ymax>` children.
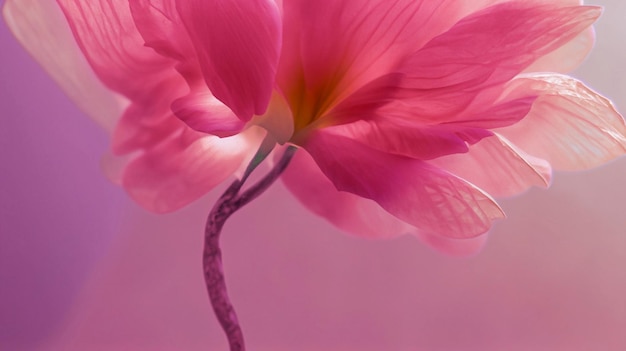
<box><xmin>203</xmin><ymin>146</ymin><xmax>297</xmax><ymax>351</ymax></box>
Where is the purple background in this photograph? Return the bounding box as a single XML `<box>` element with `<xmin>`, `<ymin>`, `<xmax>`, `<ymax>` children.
<box><xmin>1</xmin><ymin>1</ymin><xmax>625</xmax><ymax>350</ymax></box>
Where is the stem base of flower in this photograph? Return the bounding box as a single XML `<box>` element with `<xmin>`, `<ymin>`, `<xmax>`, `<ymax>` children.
<box><xmin>203</xmin><ymin>146</ymin><xmax>297</xmax><ymax>351</ymax></box>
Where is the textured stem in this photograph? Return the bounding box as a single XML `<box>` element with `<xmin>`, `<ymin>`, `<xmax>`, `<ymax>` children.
<box><xmin>203</xmin><ymin>146</ymin><xmax>297</xmax><ymax>351</ymax></box>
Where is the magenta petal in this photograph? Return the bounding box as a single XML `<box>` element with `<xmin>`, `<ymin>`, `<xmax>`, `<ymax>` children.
<box><xmin>498</xmin><ymin>74</ymin><xmax>626</xmax><ymax>170</ymax></box>
<box><xmin>449</xmin><ymin>95</ymin><xmax>538</xmax><ymax>129</ymax></box>
<box><xmin>430</xmin><ymin>135</ymin><xmax>552</xmax><ymax>197</ymax></box>
<box><xmin>171</xmin><ymin>86</ymin><xmax>245</xmax><ymax>137</ymax></box>
<box><xmin>122</xmin><ymin>128</ymin><xmax>262</xmax><ymax>213</ymax></box>
<box><xmin>303</xmin><ymin>131</ymin><xmax>505</xmax><ymax>238</ymax></box>
<box><xmin>56</xmin><ymin>0</ymin><xmax>179</xmax><ymax>103</ymax></box>
<box><xmin>130</xmin><ymin>0</ymin><xmax>248</xmax><ymax>137</ymax></box>
<box><xmin>393</xmin><ymin>3</ymin><xmax>600</xmax><ymax>119</ymax></box>
<box><xmin>340</xmin><ymin>74</ymin><xmax>533</xmax><ymax>125</ymax></box>
<box><xmin>281</xmin><ymin>0</ymin><xmax>433</xmax><ymax>99</ymax></box>
<box><xmin>279</xmin><ymin>0</ymin><xmax>505</xmax><ymax>102</ymax></box>
<box><xmin>325</xmin><ymin>92</ymin><xmax>537</xmax><ymax>161</ymax></box>
<box><xmin>280</xmin><ymin>147</ymin><xmax>412</xmax><ymax>239</ymax></box>
<box><xmin>128</xmin><ymin>0</ymin><xmax>194</xmax><ymax>61</ymax></box>
<box><xmin>176</xmin><ymin>0</ymin><xmax>281</xmax><ymax>121</ymax></box>
<box><xmin>324</xmin><ymin>120</ymin><xmax>488</xmax><ymax>160</ymax></box>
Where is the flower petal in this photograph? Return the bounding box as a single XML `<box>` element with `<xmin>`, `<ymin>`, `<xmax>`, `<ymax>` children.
<box><xmin>2</xmin><ymin>0</ymin><xmax>125</xmax><ymax>132</ymax></box>
<box><xmin>280</xmin><ymin>0</ymin><xmax>505</xmax><ymax>99</ymax></box>
<box><xmin>112</xmin><ymin>103</ymin><xmax>182</xmax><ymax>156</ymax></box>
<box><xmin>391</xmin><ymin>3</ymin><xmax>601</xmax><ymax>120</ymax></box>
<box><xmin>122</xmin><ymin>127</ymin><xmax>264</xmax><ymax>213</ymax></box>
<box><xmin>171</xmin><ymin>85</ymin><xmax>245</xmax><ymax>138</ymax></box>
<box><xmin>303</xmin><ymin>131</ymin><xmax>505</xmax><ymax>238</ymax></box>
<box><xmin>128</xmin><ymin>0</ymin><xmax>193</xmax><ymax>61</ymax></box>
<box><xmin>279</xmin><ymin>0</ymin><xmax>510</xmax><ymax>127</ymax></box>
<box><xmin>56</xmin><ymin>0</ymin><xmax>179</xmax><ymax>103</ymax></box>
<box><xmin>323</xmin><ymin>120</ymin><xmax>490</xmax><ymax>161</ymax></box>
<box><xmin>175</xmin><ymin>0</ymin><xmax>282</xmax><ymax>121</ymax></box>
<box><xmin>430</xmin><ymin>134</ymin><xmax>552</xmax><ymax>197</ymax></box>
<box><xmin>129</xmin><ymin>0</ymin><xmax>250</xmax><ymax>138</ymax></box>
<box><xmin>324</xmin><ymin>92</ymin><xmax>536</xmax><ymax>161</ymax></box>
<box><xmin>526</xmin><ymin>27</ymin><xmax>596</xmax><ymax>73</ymax></box>
<box><xmin>525</xmin><ymin>0</ymin><xmax>595</xmax><ymax>73</ymax></box>
<box><xmin>497</xmin><ymin>74</ymin><xmax>626</xmax><ymax>170</ymax></box>
<box><xmin>280</xmin><ymin>147</ymin><xmax>412</xmax><ymax>239</ymax></box>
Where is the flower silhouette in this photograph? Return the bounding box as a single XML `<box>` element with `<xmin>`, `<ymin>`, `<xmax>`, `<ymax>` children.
<box><xmin>6</xmin><ymin>0</ymin><xmax>622</xmax><ymax>254</ymax></box>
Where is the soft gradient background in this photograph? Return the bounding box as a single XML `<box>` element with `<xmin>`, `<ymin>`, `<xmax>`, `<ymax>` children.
<box><xmin>1</xmin><ymin>1</ymin><xmax>625</xmax><ymax>350</ymax></box>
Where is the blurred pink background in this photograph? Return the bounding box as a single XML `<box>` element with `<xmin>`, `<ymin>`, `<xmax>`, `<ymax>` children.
<box><xmin>1</xmin><ymin>1</ymin><xmax>625</xmax><ymax>350</ymax></box>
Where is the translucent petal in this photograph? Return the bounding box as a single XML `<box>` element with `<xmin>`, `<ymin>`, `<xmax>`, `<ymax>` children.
<box><xmin>3</xmin><ymin>0</ymin><xmax>125</xmax><ymax>131</ymax></box>
<box><xmin>303</xmin><ymin>131</ymin><xmax>505</xmax><ymax>238</ymax></box>
<box><xmin>498</xmin><ymin>74</ymin><xmax>626</xmax><ymax>170</ymax></box>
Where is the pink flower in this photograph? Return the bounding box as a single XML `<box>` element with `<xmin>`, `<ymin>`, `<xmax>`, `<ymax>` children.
<box><xmin>4</xmin><ymin>0</ymin><xmax>625</xmax><ymax>255</ymax></box>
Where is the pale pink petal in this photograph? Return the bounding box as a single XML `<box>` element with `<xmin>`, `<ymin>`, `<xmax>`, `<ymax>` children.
<box><xmin>280</xmin><ymin>147</ymin><xmax>412</xmax><ymax>239</ymax></box>
<box><xmin>430</xmin><ymin>135</ymin><xmax>552</xmax><ymax>197</ymax></box>
<box><xmin>2</xmin><ymin>0</ymin><xmax>125</xmax><ymax>132</ymax></box>
<box><xmin>303</xmin><ymin>131</ymin><xmax>505</xmax><ymax>238</ymax></box>
<box><xmin>524</xmin><ymin>0</ymin><xmax>594</xmax><ymax>74</ymax></box>
<box><xmin>498</xmin><ymin>74</ymin><xmax>626</xmax><ymax>170</ymax></box>
<box><xmin>122</xmin><ymin>127</ymin><xmax>263</xmax><ymax>213</ymax></box>
<box><xmin>526</xmin><ymin>27</ymin><xmax>596</xmax><ymax>73</ymax></box>
<box><xmin>175</xmin><ymin>0</ymin><xmax>282</xmax><ymax>120</ymax></box>
<box><xmin>56</xmin><ymin>0</ymin><xmax>180</xmax><ymax>103</ymax></box>
<box><xmin>112</xmin><ymin>105</ymin><xmax>184</xmax><ymax>156</ymax></box>
<box><xmin>111</xmin><ymin>76</ymin><xmax>189</xmax><ymax>155</ymax></box>
<box><xmin>391</xmin><ymin>3</ymin><xmax>601</xmax><ymax>120</ymax></box>
<box><xmin>415</xmin><ymin>231</ymin><xmax>489</xmax><ymax>257</ymax></box>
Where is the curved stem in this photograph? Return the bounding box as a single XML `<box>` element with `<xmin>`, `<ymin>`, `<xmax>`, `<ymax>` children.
<box><xmin>203</xmin><ymin>146</ymin><xmax>297</xmax><ymax>351</ymax></box>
